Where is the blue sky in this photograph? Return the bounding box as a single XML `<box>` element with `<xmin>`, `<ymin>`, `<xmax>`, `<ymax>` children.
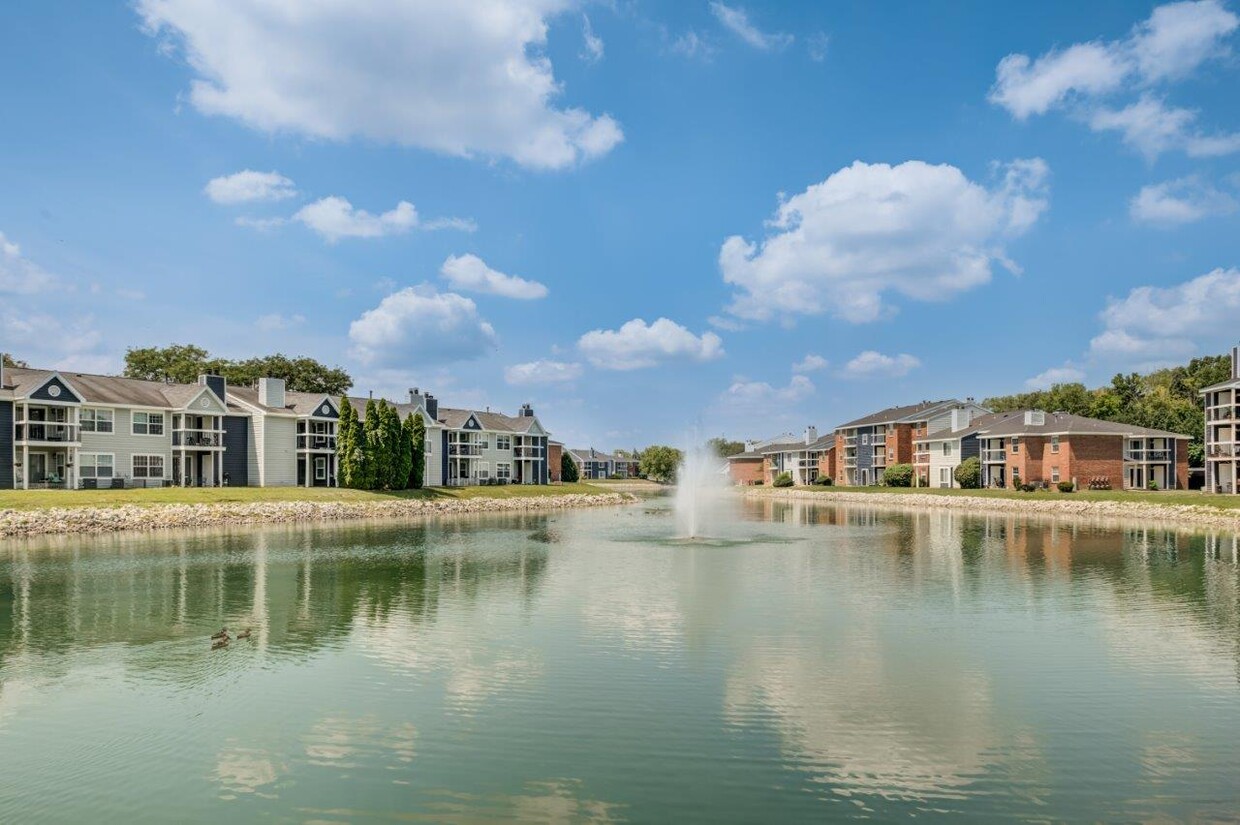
<box><xmin>1</xmin><ymin>1</ymin><xmax>1238</xmax><ymax>448</ymax></box>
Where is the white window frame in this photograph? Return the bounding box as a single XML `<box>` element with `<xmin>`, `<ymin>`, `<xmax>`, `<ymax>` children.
<box><xmin>861</xmin><ymin>434</ymin><xmax>870</xmax><ymax>446</ymax></box>
<box><xmin>425</xmin><ymin>435</ymin><xmax>432</xmax><ymax>454</ymax></box>
<box><xmin>1011</xmin><ymin>437</ymin><xmax>1020</xmax><ymax>454</ymax></box>
<box><xmin>476</xmin><ymin>462</ymin><xmax>490</xmax><ymax>480</ymax></box>
<box><xmin>314</xmin><ymin>455</ymin><xmax>327</xmax><ymax>481</ymax></box>
<box><xmin>132</xmin><ymin>454</ymin><xmax>165</xmax><ymax>479</ymax></box>
<box><xmin>939</xmin><ymin>467</ymin><xmax>951</xmax><ymax>487</ymax></box>
<box><xmin>496</xmin><ymin>435</ymin><xmax>511</xmax><ymax>451</ymax></box>
<box><xmin>132</xmin><ymin>411</ymin><xmax>165</xmax><ymax>437</ymax></box>
<box><xmin>80</xmin><ymin>453</ymin><xmax>115</xmax><ymax>478</ymax></box>
<box><xmin>81</xmin><ymin>408</ymin><xmax>114</xmax><ymax>434</ymax></box>
<box><xmin>1051</xmin><ymin>466</ymin><xmax>1060</xmax><ymax>483</ymax></box>
<box><xmin>942</xmin><ymin>442</ymin><xmax>952</xmax><ymax>456</ymax></box>
<box><xmin>496</xmin><ymin>462</ymin><xmax>511</xmax><ymax>480</ymax></box>
<box><xmin>1051</xmin><ymin>435</ymin><xmax>1060</xmax><ymax>454</ymax></box>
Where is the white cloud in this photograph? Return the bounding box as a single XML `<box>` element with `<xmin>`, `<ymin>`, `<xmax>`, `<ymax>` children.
<box><xmin>990</xmin><ymin>1</ymin><xmax>1240</xmax><ymax>157</ymax></box>
<box><xmin>719</xmin><ymin>158</ymin><xmax>1049</xmax><ymax>323</ymax></box>
<box><xmin>255</xmin><ymin>312</ymin><xmax>306</xmax><ymax>332</ymax></box>
<box><xmin>440</xmin><ymin>254</ymin><xmax>548</xmax><ymax>300</ymax></box>
<box><xmin>725</xmin><ymin>374</ymin><xmax>814</xmax><ymax>404</ymax></box>
<box><xmin>840</xmin><ymin>351</ymin><xmax>920</xmax><ymax>379</ymax></box>
<box><xmin>204</xmin><ymin>169</ymin><xmax>296</xmax><ymax>204</ymax></box>
<box><xmin>792</xmin><ymin>354</ymin><xmax>829</xmax><ymax>373</ymax></box>
<box><xmin>1130</xmin><ymin>176</ymin><xmax>1237</xmax><ymax>225</ymax></box>
<box><xmin>581</xmin><ymin>13</ymin><xmax>604</xmax><ymax>63</ymax></box>
<box><xmin>1025</xmin><ymin>365</ymin><xmax>1086</xmax><ymax>390</ymax></box>
<box><xmin>136</xmin><ymin>0</ymin><xmax>623</xmax><ymax>171</ymax></box>
<box><xmin>504</xmin><ymin>359</ymin><xmax>583</xmax><ymax>385</ymax></box>
<box><xmin>710</xmin><ymin>2</ymin><xmax>792</xmax><ymax>50</ymax></box>
<box><xmin>348</xmin><ymin>285</ymin><xmax>497</xmax><ymax>366</ymax></box>
<box><xmin>293</xmin><ymin>197</ymin><xmax>417</xmax><ymax>242</ymax></box>
<box><xmin>668</xmin><ymin>30</ymin><xmax>713</xmax><ymax>59</ymax></box>
<box><xmin>422</xmin><ymin>217</ymin><xmax>479</xmax><ymax>232</ymax></box>
<box><xmin>807</xmin><ymin>31</ymin><xmax>829</xmax><ymax>62</ymax></box>
<box><xmin>707</xmin><ymin>315</ymin><xmax>747</xmax><ymax>332</ymax></box>
<box><xmin>0</xmin><ymin>231</ymin><xmax>56</xmax><ymax>294</ymax></box>
<box><xmin>578</xmin><ymin>317</ymin><xmax>724</xmax><ymax>370</ymax></box>
<box><xmin>1089</xmin><ymin>267</ymin><xmax>1240</xmax><ymax>366</ymax></box>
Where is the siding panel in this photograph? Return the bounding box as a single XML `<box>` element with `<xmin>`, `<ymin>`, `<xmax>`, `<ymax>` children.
<box><xmin>0</xmin><ymin>400</ymin><xmax>12</xmax><ymax>489</ymax></box>
<box><xmin>223</xmin><ymin>415</ymin><xmax>250</xmax><ymax>486</ymax></box>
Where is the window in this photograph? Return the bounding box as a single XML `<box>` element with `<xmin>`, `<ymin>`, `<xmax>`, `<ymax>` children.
<box><xmin>425</xmin><ymin>436</ymin><xmax>433</xmax><ymax>454</ymax></box>
<box><xmin>132</xmin><ymin>454</ymin><xmax>165</xmax><ymax>479</ymax></box>
<box><xmin>942</xmin><ymin>442</ymin><xmax>952</xmax><ymax>456</ymax></box>
<box><xmin>315</xmin><ymin>456</ymin><xmax>327</xmax><ymax>481</ymax></box>
<box><xmin>81</xmin><ymin>408</ymin><xmax>114</xmax><ymax>433</ymax></box>
<box><xmin>1051</xmin><ymin>467</ymin><xmax>1060</xmax><ymax>483</ymax></box>
<box><xmin>861</xmin><ymin>434</ymin><xmax>870</xmax><ymax>446</ymax></box>
<box><xmin>497</xmin><ymin>463</ymin><xmax>511</xmax><ymax>480</ymax></box>
<box><xmin>1011</xmin><ymin>437</ymin><xmax>1020</xmax><ymax>454</ymax></box>
<box><xmin>80</xmin><ymin>453</ymin><xmax>114</xmax><ymax>478</ymax></box>
<box><xmin>1051</xmin><ymin>435</ymin><xmax>1060</xmax><ymax>454</ymax></box>
<box><xmin>496</xmin><ymin>435</ymin><xmax>511</xmax><ymax>451</ymax></box>
<box><xmin>939</xmin><ymin>467</ymin><xmax>951</xmax><ymax>487</ymax></box>
<box><xmin>133</xmin><ymin>412</ymin><xmax>165</xmax><ymax>436</ymax></box>
<box><xmin>479</xmin><ymin>437</ymin><xmax>490</xmax><ymax>449</ymax></box>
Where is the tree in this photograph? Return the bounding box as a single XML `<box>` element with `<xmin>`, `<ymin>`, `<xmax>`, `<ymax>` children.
<box><xmin>881</xmin><ymin>463</ymin><xmax>913</xmax><ymax>487</ymax></box>
<box><xmin>124</xmin><ymin>344</ymin><xmax>351</xmax><ymax>394</ymax></box>
<box><xmin>2</xmin><ymin>353</ymin><xmax>29</xmax><ymax>368</ymax></box>
<box><xmin>954</xmin><ymin>456</ymin><xmax>982</xmax><ymax>489</ymax></box>
<box><xmin>336</xmin><ymin>397</ymin><xmax>363</xmax><ymax>488</ymax></box>
<box><xmin>377</xmin><ymin>401</ymin><xmax>403</xmax><ymax>490</ymax></box>
<box><xmin>359</xmin><ymin>398</ymin><xmax>380</xmax><ymax>490</ymax></box>
<box><xmin>706</xmin><ymin>436</ymin><xmax>745</xmax><ymax>458</ymax></box>
<box><xmin>408</xmin><ymin>414</ymin><xmax>427</xmax><ymax>489</ymax></box>
<box><xmin>639</xmin><ymin>445</ymin><xmax>682</xmax><ymax>483</ymax></box>
<box><xmin>772</xmin><ymin>471</ymin><xmax>793</xmax><ymax>487</ymax></box>
<box><xmin>561</xmin><ymin>451</ymin><xmax>579</xmax><ymax>483</ymax></box>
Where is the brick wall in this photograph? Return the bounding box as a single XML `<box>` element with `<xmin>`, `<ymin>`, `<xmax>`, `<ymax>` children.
<box><xmin>549</xmin><ymin>443</ymin><xmax>562</xmax><ymax>482</ymax></box>
<box><xmin>1065</xmin><ymin>435</ymin><xmax>1124</xmax><ymax>489</ymax></box>
<box><xmin>818</xmin><ymin>446</ymin><xmax>835</xmax><ymax>481</ymax></box>
<box><xmin>1176</xmin><ymin>442</ymin><xmax>1189</xmax><ymax>490</ymax></box>
<box><xmin>729</xmin><ymin>457</ymin><xmax>764</xmax><ymax>485</ymax></box>
<box><xmin>893</xmin><ymin>423</ymin><xmax>915</xmax><ymax>464</ymax></box>
<box><xmin>834</xmin><ymin>433</ymin><xmax>849</xmax><ymax>485</ymax></box>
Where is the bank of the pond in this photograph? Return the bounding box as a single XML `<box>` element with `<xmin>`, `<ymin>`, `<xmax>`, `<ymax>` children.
<box><xmin>0</xmin><ymin>489</ymin><xmax>633</xmax><ymax>538</ymax></box>
<box><xmin>747</xmin><ymin>487</ymin><xmax>1240</xmax><ymax>530</ymax></box>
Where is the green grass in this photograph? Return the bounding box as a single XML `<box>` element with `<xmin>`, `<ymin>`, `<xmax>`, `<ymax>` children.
<box><xmin>760</xmin><ymin>485</ymin><xmax>1240</xmax><ymax>510</ymax></box>
<box><xmin>0</xmin><ymin>482</ymin><xmax>613</xmax><ymax>512</ymax></box>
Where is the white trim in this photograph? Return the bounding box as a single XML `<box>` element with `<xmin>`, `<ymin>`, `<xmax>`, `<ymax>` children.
<box><xmin>131</xmin><ymin>453</ymin><xmax>167</xmax><ymax>479</ymax></box>
<box><xmin>81</xmin><ymin>407</ymin><xmax>115</xmax><ymax>435</ymax></box>
<box><xmin>80</xmin><ymin>452</ymin><xmax>115</xmax><ymax>479</ymax></box>
<box><xmin>131</xmin><ymin>410</ymin><xmax>166</xmax><ymax>437</ymax></box>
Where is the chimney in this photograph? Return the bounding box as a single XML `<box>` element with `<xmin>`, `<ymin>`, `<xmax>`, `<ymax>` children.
<box><xmin>199</xmin><ymin>374</ymin><xmax>226</xmax><ymax>402</ymax></box>
<box><xmin>425</xmin><ymin>393</ymin><xmax>439</xmax><ymax>420</ymax></box>
<box><xmin>744</xmin><ymin>439</ymin><xmax>758</xmax><ymax>452</ymax></box>
<box><xmin>519</xmin><ymin>403</ymin><xmax>534</xmax><ymax>418</ymax></box>
<box><xmin>1233</xmin><ymin>344</ymin><xmax>1240</xmax><ymax>379</ymax></box>
<box><xmin>0</xmin><ymin>352</ymin><xmax>5</xmax><ymax>389</ymax></box>
<box><xmin>259</xmin><ymin>377</ymin><xmax>286</xmax><ymax>408</ymax></box>
<box><xmin>1023</xmin><ymin>410</ymin><xmax>1046</xmax><ymax>426</ymax></box>
<box><xmin>368</xmin><ymin>389</ymin><xmax>374</xmax><ymax>399</ymax></box>
<box><xmin>804</xmin><ymin>425</ymin><xmax>817</xmax><ymax>445</ymax></box>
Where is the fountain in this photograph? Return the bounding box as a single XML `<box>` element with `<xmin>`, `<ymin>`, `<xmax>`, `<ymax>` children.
<box><xmin>672</xmin><ymin>440</ymin><xmax>730</xmax><ymax>541</ymax></box>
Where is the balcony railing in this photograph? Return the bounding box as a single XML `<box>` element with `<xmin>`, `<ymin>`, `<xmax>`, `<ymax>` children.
<box><xmin>1209</xmin><ymin>444</ymin><xmax>1236</xmax><ymax>457</ymax></box>
<box><xmin>449</xmin><ymin>443</ymin><xmax>482</xmax><ymax>456</ymax></box>
<box><xmin>844</xmin><ymin>436</ymin><xmax>857</xmax><ymax>446</ymax></box>
<box><xmin>513</xmin><ymin>446</ymin><xmax>544</xmax><ymax>458</ymax></box>
<box><xmin>173</xmin><ymin>430</ymin><xmax>223</xmax><ymax>448</ymax></box>
<box><xmin>913</xmin><ymin>451</ymin><xmax>930</xmax><ymax>464</ymax></box>
<box><xmin>1209</xmin><ymin>408</ymin><xmax>1235</xmax><ymax>421</ymax></box>
<box><xmin>297</xmin><ymin>434</ymin><xmax>337</xmax><ymax>450</ymax></box>
<box><xmin>15</xmin><ymin>422</ymin><xmax>80</xmax><ymax>443</ymax></box>
<box><xmin>1125</xmin><ymin>449</ymin><xmax>1171</xmax><ymax>462</ymax></box>
<box><xmin>982</xmin><ymin>449</ymin><xmax>1007</xmax><ymax>462</ymax></box>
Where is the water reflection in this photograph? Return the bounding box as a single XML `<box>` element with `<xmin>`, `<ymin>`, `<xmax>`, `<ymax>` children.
<box><xmin>0</xmin><ymin>504</ymin><xmax>1238</xmax><ymax>821</ymax></box>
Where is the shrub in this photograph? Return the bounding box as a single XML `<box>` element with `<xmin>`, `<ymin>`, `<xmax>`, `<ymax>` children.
<box><xmin>753</xmin><ymin>480</ymin><xmax>764</xmax><ymax>486</ymax></box>
<box><xmin>1012</xmin><ymin>473</ymin><xmax>1022</xmax><ymax>491</ymax></box>
<box><xmin>1020</xmin><ymin>483</ymin><xmax>1037</xmax><ymax>492</ymax></box>
<box><xmin>954</xmin><ymin>457</ymin><xmax>982</xmax><ymax>489</ymax></box>
<box><xmin>1057</xmin><ymin>481</ymin><xmax>1075</xmax><ymax>493</ymax></box>
<box><xmin>882</xmin><ymin>463</ymin><xmax>914</xmax><ymax>487</ymax></box>
<box><xmin>813</xmin><ymin>476</ymin><xmax>834</xmax><ymax>486</ymax></box>
<box><xmin>772</xmin><ymin>472</ymin><xmax>794</xmax><ymax>488</ymax></box>
<box><xmin>1147</xmin><ymin>480</ymin><xmax>1159</xmax><ymax>491</ymax></box>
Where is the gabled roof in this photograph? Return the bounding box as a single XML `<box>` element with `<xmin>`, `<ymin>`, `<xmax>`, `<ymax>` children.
<box><xmin>1201</xmin><ymin>376</ymin><xmax>1240</xmax><ymax>393</ymax></box>
<box><xmin>759</xmin><ymin>434</ymin><xmax>835</xmax><ymax>454</ymax></box>
<box><xmin>569</xmin><ymin>448</ymin><xmax>616</xmax><ymax>463</ymax></box>
<box><xmin>974</xmin><ymin>410</ymin><xmax>1189</xmax><ymax>440</ymax></box>
<box><xmin>835</xmin><ymin>399</ymin><xmax>962</xmax><ymax>430</ymax></box>
<box><xmin>4</xmin><ymin>366</ymin><xmax>226</xmax><ymax>409</ymax></box>
<box><xmin>916</xmin><ymin>410</ymin><xmax>1024</xmax><ymax>442</ymax></box>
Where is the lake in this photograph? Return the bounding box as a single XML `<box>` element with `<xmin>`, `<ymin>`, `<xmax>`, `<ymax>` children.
<box><xmin>1</xmin><ymin>496</ymin><xmax>1239</xmax><ymax>822</ymax></box>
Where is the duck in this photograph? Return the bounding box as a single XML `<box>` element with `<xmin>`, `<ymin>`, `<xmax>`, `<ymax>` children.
<box><xmin>211</xmin><ymin>635</ymin><xmax>229</xmax><ymax>649</ymax></box>
<box><xmin>210</xmin><ymin>627</ymin><xmax>229</xmax><ymax>641</ymax></box>
<box><xmin>235</xmin><ymin>628</ymin><xmax>252</xmax><ymax>641</ymax></box>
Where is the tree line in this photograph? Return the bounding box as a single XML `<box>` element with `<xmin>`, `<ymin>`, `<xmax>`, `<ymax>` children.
<box><xmin>336</xmin><ymin>397</ymin><xmax>427</xmax><ymax>490</ymax></box>
<box><xmin>123</xmin><ymin>344</ymin><xmax>352</xmax><ymax>395</ymax></box>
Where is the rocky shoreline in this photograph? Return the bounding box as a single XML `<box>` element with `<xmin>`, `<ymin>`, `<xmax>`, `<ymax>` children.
<box><xmin>0</xmin><ymin>492</ymin><xmax>634</xmax><ymax>539</ymax></box>
<box><xmin>747</xmin><ymin>488</ymin><xmax>1240</xmax><ymax>531</ymax></box>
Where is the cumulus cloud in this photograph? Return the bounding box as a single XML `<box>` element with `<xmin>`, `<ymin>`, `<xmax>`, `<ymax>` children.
<box><xmin>990</xmin><ymin>1</ymin><xmax>1240</xmax><ymax>157</ymax></box>
<box><xmin>504</xmin><ymin>359</ymin><xmax>583</xmax><ymax>385</ymax></box>
<box><xmin>293</xmin><ymin>197</ymin><xmax>417</xmax><ymax>242</ymax></box>
<box><xmin>577</xmin><ymin>317</ymin><xmax>724</xmax><ymax>370</ymax></box>
<box><xmin>719</xmin><ymin>159</ymin><xmax>1049</xmax><ymax>323</ymax></box>
<box><xmin>710</xmin><ymin>3</ymin><xmax>792</xmax><ymax>50</ymax></box>
<box><xmin>1130</xmin><ymin>176</ymin><xmax>1237</xmax><ymax>225</ymax></box>
<box><xmin>792</xmin><ymin>354</ymin><xmax>829</xmax><ymax>373</ymax></box>
<box><xmin>136</xmin><ymin>0</ymin><xmax>623</xmax><ymax>171</ymax></box>
<box><xmin>1088</xmin><ymin>267</ymin><xmax>1240</xmax><ymax>366</ymax></box>
<box><xmin>1025</xmin><ymin>365</ymin><xmax>1086</xmax><ymax>390</ymax></box>
<box><xmin>840</xmin><ymin>351</ymin><xmax>921</xmax><ymax>379</ymax></box>
<box><xmin>440</xmin><ymin>254</ymin><xmax>548</xmax><ymax>300</ymax></box>
<box><xmin>725</xmin><ymin>374</ymin><xmax>814</xmax><ymax>404</ymax></box>
<box><xmin>0</xmin><ymin>231</ymin><xmax>56</xmax><ymax>294</ymax></box>
<box><xmin>581</xmin><ymin>13</ymin><xmax>604</xmax><ymax>62</ymax></box>
<box><xmin>348</xmin><ymin>285</ymin><xmax>497</xmax><ymax>366</ymax></box>
<box><xmin>204</xmin><ymin>170</ymin><xmax>296</xmax><ymax>204</ymax></box>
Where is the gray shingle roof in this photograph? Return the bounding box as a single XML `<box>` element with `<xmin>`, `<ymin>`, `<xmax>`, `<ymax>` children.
<box><xmin>4</xmin><ymin>366</ymin><xmax>225</xmax><ymax>409</ymax></box>
<box><xmin>973</xmin><ymin>410</ymin><xmax>1189</xmax><ymax>440</ymax></box>
<box><xmin>835</xmin><ymin>399</ymin><xmax>960</xmax><ymax>430</ymax></box>
<box><xmin>916</xmin><ymin>410</ymin><xmax>1025</xmax><ymax>442</ymax></box>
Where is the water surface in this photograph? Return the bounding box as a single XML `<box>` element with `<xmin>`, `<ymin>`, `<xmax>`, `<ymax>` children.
<box><xmin>2</xmin><ymin>498</ymin><xmax>1239</xmax><ymax>822</ymax></box>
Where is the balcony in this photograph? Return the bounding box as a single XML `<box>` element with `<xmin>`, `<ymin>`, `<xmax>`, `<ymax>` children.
<box><xmin>1125</xmin><ymin>449</ymin><xmax>1171</xmax><ymax>462</ymax></box>
<box><xmin>297</xmin><ymin>434</ymin><xmax>337</xmax><ymax>451</ymax></box>
<box><xmin>513</xmin><ymin>446</ymin><xmax>544</xmax><ymax>458</ymax></box>
<box><xmin>982</xmin><ymin>449</ymin><xmax>1007</xmax><ymax>462</ymax></box>
<box><xmin>15</xmin><ymin>422</ymin><xmax>80</xmax><ymax>444</ymax></box>
<box><xmin>913</xmin><ymin>451</ymin><xmax>930</xmax><ymax>464</ymax></box>
<box><xmin>449</xmin><ymin>443</ymin><xmax>482</xmax><ymax>456</ymax></box>
<box><xmin>1209</xmin><ymin>444</ymin><xmax>1236</xmax><ymax>457</ymax></box>
<box><xmin>844</xmin><ymin>436</ymin><xmax>857</xmax><ymax>446</ymax></box>
<box><xmin>1209</xmin><ymin>408</ymin><xmax>1235</xmax><ymax>421</ymax></box>
<box><xmin>173</xmin><ymin>429</ymin><xmax>223</xmax><ymax>448</ymax></box>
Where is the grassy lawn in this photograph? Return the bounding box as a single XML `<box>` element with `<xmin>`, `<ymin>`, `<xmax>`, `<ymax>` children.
<box><xmin>762</xmin><ymin>485</ymin><xmax>1240</xmax><ymax>511</ymax></box>
<box><xmin>0</xmin><ymin>482</ymin><xmax>613</xmax><ymax>512</ymax></box>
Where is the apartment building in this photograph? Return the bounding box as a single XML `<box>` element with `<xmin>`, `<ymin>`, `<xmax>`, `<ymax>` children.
<box><xmin>567</xmin><ymin>448</ymin><xmax>639</xmax><ymax>480</ymax></box>
<box><xmin>835</xmin><ymin>399</ymin><xmax>990</xmax><ymax>486</ymax></box>
<box><xmin>916</xmin><ymin>411</ymin><xmax>1022</xmax><ymax>488</ymax></box>
<box><xmin>1202</xmin><ymin>346</ymin><xmax>1240</xmax><ymax>494</ymax></box>
<box><xmin>976</xmin><ymin>410</ymin><xmax>1189</xmax><ymax>490</ymax></box>
<box><xmin>0</xmin><ymin>360</ymin><xmax>551</xmax><ymax>489</ymax></box>
<box><xmin>725</xmin><ymin>428</ymin><xmax>834</xmax><ymax>485</ymax></box>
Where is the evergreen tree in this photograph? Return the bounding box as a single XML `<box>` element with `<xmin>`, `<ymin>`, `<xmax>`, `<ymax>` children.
<box><xmin>336</xmin><ymin>396</ymin><xmax>359</xmax><ymax>488</ymax></box>
<box><xmin>379</xmin><ymin>402</ymin><xmax>403</xmax><ymax>489</ymax></box>
<box><xmin>409</xmin><ymin>414</ymin><xmax>427</xmax><ymax>489</ymax></box>
<box><xmin>561</xmin><ymin>450</ymin><xmax>579</xmax><ymax>482</ymax></box>
<box><xmin>396</xmin><ymin>414</ymin><xmax>415</xmax><ymax>491</ymax></box>
<box><xmin>360</xmin><ymin>398</ymin><xmax>380</xmax><ymax>490</ymax></box>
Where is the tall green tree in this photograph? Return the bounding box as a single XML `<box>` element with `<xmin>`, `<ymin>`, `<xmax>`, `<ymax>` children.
<box><xmin>706</xmin><ymin>436</ymin><xmax>745</xmax><ymax>457</ymax></box>
<box><xmin>639</xmin><ymin>445</ymin><xmax>683</xmax><ymax>483</ymax></box>
<box><xmin>124</xmin><ymin>344</ymin><xmax>351</xmax><ymax>394</ymax></box>
<box><xmin>560</xmin><ymin>450</ymin><xmax>579</xmax><ymax>483</ymax></box>
<box><xmin>379</xmin><ymin>402</ymin><xmax>403</xmax><ymax>489</ymax></box>
<box><xmin>409</xmin><ymin>414</ymin><xmax>427</xmax><ymax>489</ymax></box>
<box><xmin>336</xmin><ymin>397</ymin><xmax>363</xmax><ymax>488</ymax></box>
<box><xmin>359</xmin><ymin>398</ymin><xmax>380</xmax><ymax>490</ymax></box>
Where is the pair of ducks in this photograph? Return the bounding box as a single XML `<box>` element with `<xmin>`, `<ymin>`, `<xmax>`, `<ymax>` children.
<box><xmin>210</xmin><ymin>627</ymin><xmax>252</xmax><ymax>648</ymax></box>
